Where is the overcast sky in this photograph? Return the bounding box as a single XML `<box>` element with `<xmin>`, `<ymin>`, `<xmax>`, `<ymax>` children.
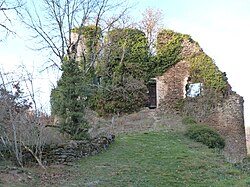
<box><xmin>0</xmin><ymin>0</ymin><xmax>250</xmax><ymax>126</ymax></box>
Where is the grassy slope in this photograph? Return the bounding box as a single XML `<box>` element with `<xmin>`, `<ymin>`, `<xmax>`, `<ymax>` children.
<box><xmin>57</xmin><ymin>130</ymin><xmax>249</xmax><ymax>187</ymax></box>
<box><xmin>1</xmin><ymin>117</ymin><xmax>249</xmax><ymax>187</ymax></box>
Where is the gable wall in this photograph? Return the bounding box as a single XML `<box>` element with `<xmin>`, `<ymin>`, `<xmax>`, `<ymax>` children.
<box><xmin>156</xmin><ymin>30</ymin><xmax>247</xmax><ymax>163</ymax></box>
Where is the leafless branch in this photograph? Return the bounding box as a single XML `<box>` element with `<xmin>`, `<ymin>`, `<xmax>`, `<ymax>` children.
<box><xmin>21</xmin><ymin>0</ymin><xmax>132</xmax><ymax>71</ymax></box>
<box><xmin>0</xmin><ymin>66</ymin><xmax>52</xmax><ymax>168</ymax></box>
<box><xmin>0</xmin><ymin>0</ymin><xmax>25</xmax><ymax>39</ymax></box>
<box><xmin>139</xmin><ymin>7</ymin><xmax>164</xmax><ymax>55</ymax></box>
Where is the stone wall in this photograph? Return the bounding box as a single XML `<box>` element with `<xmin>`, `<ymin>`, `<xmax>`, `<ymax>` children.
<box><xmin>22</xmin><ymin>135</ymin><xmax>115</xmax><ymax>165</ymax></box>
<box><xmin>70</xmin><ymin>32</ymin><xmax>87</xmax><ymax>61</ymax></box>
<box><xmin>213</xmin><ymin>94</ymin><xmax>247</xmax><ymax>163</ymax></box>
<box><xmin>156</xmin><ymin>60</ymin><xmax>190</xmax><ymax>113</ymax></box>
<box><xmin>183</xmin><ymin>93</ymin><xmax>247</xmax><ymax>163</ymax></box>
<box><xmin>157</xmin><ymin>58</ymin><xmax>247</xmax><ymax>163</ymax></box>
<box><xmin>156</xmin><ymin>30</ymin><xmax>247</xmax><ymax>163</ymax></box>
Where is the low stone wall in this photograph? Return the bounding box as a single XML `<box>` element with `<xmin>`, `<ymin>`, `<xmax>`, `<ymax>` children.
<box><xmin>22</xmin><ymin>135</ymin><xmax>115</xmax><ymax>165</ymax></box>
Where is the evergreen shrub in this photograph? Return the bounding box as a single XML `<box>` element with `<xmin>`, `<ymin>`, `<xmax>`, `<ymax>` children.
<box><xmin>186</xmin><ymin>124</ymin><xmax>225</xmax><ymax>149</ymax></box>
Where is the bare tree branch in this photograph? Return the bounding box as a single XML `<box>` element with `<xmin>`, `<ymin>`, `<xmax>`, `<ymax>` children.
<box><xmin>139</xmin><ymin>7</ymin><xmax>164</xmax><ymax>55</ymax></box>
<box><xmin>0</xmin><ymin>0</ymin><xmax>24</xmax><ymax>39</ymax></box>
<box><xmin>0</xmin><ymin>66</ymin><xmax>52</xmax><ymax>168</ymax></box>
<box><xmin>21</xmin><ymin>0</ymin><xmax>131</xmax><ymax>70</ymax></box>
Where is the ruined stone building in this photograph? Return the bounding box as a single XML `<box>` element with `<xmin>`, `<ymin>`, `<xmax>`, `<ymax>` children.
<box><xmin>70</xmin><ymin>26</ymin><xmax>247</xmax><ymax>163</ymax></box>
<box><xmin>148</xmin><ymin>30</ymin><xmax>247</xmax><ymax>163</ymax></box>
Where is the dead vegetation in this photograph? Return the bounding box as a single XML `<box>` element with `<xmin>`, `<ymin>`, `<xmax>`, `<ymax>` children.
<box><xmin>87</xmin><ymin>107</ymin><xmax>185</xmax><ymax>137</ymax></box>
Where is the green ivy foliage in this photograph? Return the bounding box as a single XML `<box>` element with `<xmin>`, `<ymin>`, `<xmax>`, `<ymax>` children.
<box><xmin>88</xmin><ymin>77</ymin><xmax>148</xmax><ymax>116</ymax></box>
<box><xmin>85</xmin><ymin>28</ymin><xmax>150</xmax><ymax>116</ymax></box>
<box><xmin>72</xmin><ymin>25</ymin><xmax>102</xmax><ymax>52</ymax></box>
<box><xmin>72</xmin><ymin>25</ymin><xmax>102</xmax><ymax>70</ymax></box>
<box><xmin>153</xmin><ymin>29</ymin><xmax>228</xmax><ymax>96</ymax></box>
<box><xmin>104</xmin><ymin>28</ymin><xmax>149</xmax><ymax>82</ymax></box>
<box><xmin>189</xmin><ymin>53</ymin><xmax>228</xmax><ymax>94</ymax></box>
<box><xmin>150</xmin><ymin>29</ymin><xmax>184</xmax><ymax>77</ymax></box>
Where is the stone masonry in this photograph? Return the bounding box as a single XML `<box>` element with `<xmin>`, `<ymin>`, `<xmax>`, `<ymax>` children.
<box><xmin>70</xmin><ymin>32</ymin><xmax>87</xmax><ymax>61</ymax></box>
<box><xmin>21</xmin><ymin>135</ymin><xmax>115</xmax><ymax>166</ymax></box>
<box><xmin>207</xmin><ymin>94</ymin><xmax>247</xmax><ymax>163</ymax></box>
<box><xmin>183</xmin><ymin>94</ymin><xmax>247</xmax><ymax>163</ymax></box>
<box><xmin>156</xmin><ymin>60</ymin><xmax>190</xmax><ymax>113</ymax></box>
<box><xmin>156</xmin><ymin>30</ymin><xmax>247</xmax><ymax>163</ymax></box>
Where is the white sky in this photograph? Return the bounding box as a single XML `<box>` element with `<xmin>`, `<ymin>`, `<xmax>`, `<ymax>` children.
<box><xmin>0</xmin><ymin>0</ymin><xmax>250</xmax><ymax>126</ymax></box>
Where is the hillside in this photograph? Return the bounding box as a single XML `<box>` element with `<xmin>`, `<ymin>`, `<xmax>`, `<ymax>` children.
<box><xmin>1</xmin><ymin>110</ymin><xmax>250</xmax><ymax>186</ymax></box>
<box><xmin>61</xmin><ymin>131</ymin><xmax>249</xmax><ymax>186</ymax></box>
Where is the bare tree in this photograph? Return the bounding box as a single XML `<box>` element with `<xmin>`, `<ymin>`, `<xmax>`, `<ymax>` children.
<box><xmin>0</xmin><ymin>70</ymin><xmax>24</xmax><ymax>167</ymax></box>
<box><xmin>22</xmin><ymin>0</ymin><xmax>131</xmax><ymax>71</ymax></box>
<box><xmin>139</xmin><ymin>7</ymin><xmax>164</xmax><ymax>55</ymax></box>
<box><xmin>0</xmin><ymin>0</ymin><xmax>24</xmax><ymax>40</ymax></box>
<box><xmin>0</xmin><ymin>67</ymin><xmax>51</xmax><ymax>169</ymax></box>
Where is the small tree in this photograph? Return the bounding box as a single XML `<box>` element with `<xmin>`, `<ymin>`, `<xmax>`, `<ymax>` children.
<box><xmin>0</xmin><ymin>83</ymin><xmax>27</xmax><ymax>167</ymax></box>
<box><xmin>51</xmin><ymin>60</ymin><xmax>90</xmax><ymax>140</ymax></box>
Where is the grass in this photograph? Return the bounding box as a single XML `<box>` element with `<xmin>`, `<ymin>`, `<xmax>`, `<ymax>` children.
<box><xmin>56</xmin><ymin>130</ymin><xmax>250</xmax><ymax>187</ymax></box>
<box><xmin>1</xmin><ymin>129</ymin><xmax>250</xmax><ymax>186</ymax></box>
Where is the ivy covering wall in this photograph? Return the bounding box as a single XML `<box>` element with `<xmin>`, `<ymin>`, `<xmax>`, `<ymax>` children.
<box><xmin>151</xmin><ymin>29</ymin><xmax>184</xmax><ymax>76</ymax></box>
<box><xmin>189</xmin><ymin>54</ymin><xmax>228</xmax><ymax>94</ymax></box>
<box><xmin>155</xmin><ymin>29</ymin><xmax>228</xmax><ymax>96</ymax></box>
<box><xmin>71</xmin><ymin>25</ymin><xmax>102</xmax><ymax>53</ymax></box>
<box><xmin>103</xmin><ymin>28</ymin><xmax>149</xmax><ymax>83</ymax></box>
<box><xmin>89</xmin><ymin>28</ymin><xmax>149</xmax><ymax>115</ymax></box>
<box><xmin>72</xmin><ymin>25</ymin><xmax>102</xmax><ymax>71</ymax></box>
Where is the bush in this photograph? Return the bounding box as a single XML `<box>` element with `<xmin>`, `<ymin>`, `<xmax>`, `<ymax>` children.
<box><xmin>89</xmin><ymin>77</ymin><xmax>148</xmax><ymax>116</ymax></box>
<box><xmin>185</xmin><ymin>124</ymin><xmax>225</xmax><ymax>149</ymax></box>
<box><xmin>182</xmin><ymin>116</ymin><xmax>197</xmax><ymax>125</ymax></box>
